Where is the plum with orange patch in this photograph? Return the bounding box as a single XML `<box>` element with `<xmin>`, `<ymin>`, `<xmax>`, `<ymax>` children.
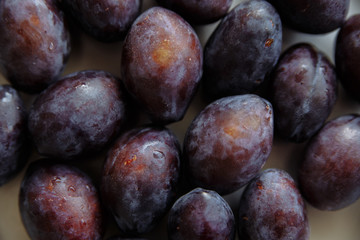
<box><xmin>121</xmin><ymin>6</ymin><xmax>203</xmax><ymax>124</ymax></box>
<box><xmin>183</xmin><ymin>94</ymin><xmax>274</xmax><ymax>195</ymax></box>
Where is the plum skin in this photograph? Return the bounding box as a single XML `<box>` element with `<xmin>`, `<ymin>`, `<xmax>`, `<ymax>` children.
<box><xmin>121</xmin><ymin>6</ymin><xmax>203</xmax><ymax>124</ymax></box>
<box><xmin>238</xmin><ymin>168</ymin><xmax>309</xmax><ymax>240</ymax></box>
<box><xmin>0</xmin><ymin>0</ymin><xmax>71</xmax><ymax>92</ymax></box>
<box><xmin>0</xmin><ymin>85</ymin><xmax>29</xmax><ymax>186</ymax></box>
<box><xmin>270</xmin><ymin>43</ymin><xmax>337</xmax><ymax>142</ymax></box>
<box><xmin>183</xmin><ymin>94</ymin><xmax>274</xmax><ymax>195</ymax></box>
<box><xmin>298</xmin><ymin>114</ymin><xmax>360</xmax><ymax>211</ymax></box>
<box><xmin>19</xmin><ymin>160</ymin><xmax>104</xmax><ymax>240</ymax></box>
<box><xmin>28</xmin><ymin>70</ymin><xmax>128</xmax><ymax>160</ymax></box>
<box><xmin>335</xmin><ymin>14</ymin><xmax>360</xmax><ymax>101</ymax></box>
<box><xmin>101</xmin><ymin>126</ymin><xmax>181</xmax><ymax>235</ymax></box>
<box><xmin>168</xmin><ymin>188</ymin><xmax>235</xmax><ymax>240</ymax></box>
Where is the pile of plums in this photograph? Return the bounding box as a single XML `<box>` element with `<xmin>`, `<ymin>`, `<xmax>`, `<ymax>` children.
<box><xmin>0</xmin><ymin>0</ymin><xmax>359</xmax><ymax>239</ymax></box>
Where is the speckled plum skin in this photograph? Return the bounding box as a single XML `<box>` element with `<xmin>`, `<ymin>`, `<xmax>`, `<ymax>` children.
<box><xmin>335</xmin><ymin>14</ymin><xmax>360</xmax><ymax>101</ymax></box>
<box><xmin>202</xmin><ymin>0</ymin><xmax>282</xmax><ymax>100</ymax></box>
<box><xmin>0</xmin><ymin>85</ymin><xmax>28</xmax><ymax>186</ymax></box>
<box><xmin>121</xmin><ymin>7</ymin><xmax>203</xmax><ymax>124</ymax></box>
<box><xmin>168</xmin><ymin>188</ymin><xmax>235</xmax><ymax>240</ymax></box>
<box><xmin>101</xmin><ymin>126</ymin><xmax>181</xmax><ymax>234</ymax></box>
<box><xmin>62</xmin><ymin>0</ymin><xmax>141</xmax><ymax>42</ymax></box>
<box><xmin>298</xmin><ymin>114</ymin><xmax>360</xmax><ymax>211</ymax></box>
<box><xmin>28</xmin><ymin>70</ymin><xmax>127</xmax><ymax>160</ymax></box>
<box><xmin>0</xmin><ymin>0</ymin><xmax>70</xmax><ymax>93</ymax></box>
<box><xmin>156</xmin><ymin>0</ymin><xmax>233</xmax><ymax>24</ymax></box>
<box><xmin>238</xmin><ymin>169</ymin><xmax>309</xmax><ymax>240</ymax></box>
<box><xmin>267</xmin><ymin>0</ymin><xmax>349</xmax><ymax>34</ymax></box>
<box><xmin>271</xmin><ymin>43</ymin><xmax>337</xmax><ymax>143</ymax></box>
<box><xmin>183</xmin><ymin>94</ymin><xmax>274</xmax><ymax>195</ymax></box>
<box><xmin>19</xmin><ymin>161</ymin><xmax>104</xmax><ymax>240</ymax></box>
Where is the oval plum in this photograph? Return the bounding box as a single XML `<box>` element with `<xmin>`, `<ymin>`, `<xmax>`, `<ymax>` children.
<box><xmin>121</xmin><ymin>6</ymin><xmax>203</xmax><ymax>124</ymax></box>
<box><xmin>183</xmin><ymin>94</ymin><xmax>274</xmax><ymax>195</ymax></box>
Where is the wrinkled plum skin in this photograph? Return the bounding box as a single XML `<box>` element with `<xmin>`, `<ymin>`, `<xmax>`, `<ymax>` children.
<box><xmin>298</xmin><ymin>115</ymin><xmax>360</xmax><ymax>211</ymax></box>
<box><xmin>121</xmin><ymin>7</ymin><xmax>203</xmax><ymax>124</ymax></box>
<box><xmin>28</xmin><ymin>70</ymin><xmax>127</xmax><ymax>160</ymax></box>
<box><xmin>335</xmin><ymin>14</ymin><xmax>360</xmax><ymax>101</ymax></box>
<box><xmin>19</xmin><ymin>161</ymin><xmax>104</xmax><ymax>240</ymax></box>
<box><xmin>156</xmin><ymin>0</ymin><xmax>233</xmax><ymax>25</ymax></box>
<box><xmin>203</xmin><ymin>0</ymin><xmax>282</xmax><ymax>100</ymax></box>
<box><xmin>101</xmin><ymin>127</ymin><xmax>181</xmax><ymax>234</ymax></box>
<box><xmin>168</xmin><ymin>188</ymin><xmax>235</xmax><ymax>240</ymax></box>
<box><xmin>271</xmin><ymin>43</ymin><xmax>337</xmax><ymax>143</ymax></box>
<box><xmin>107</xmin><ymin>237</ymin><xmax>148</xmax><ymax>240</ymax></box>
<box><xmin>62</xmin><ymin>0</ymin><xmax>141</xmax><ymax>42</ymax></box>
<box><xmin>267</xmin><ymin>0</ymin><xmax>349</xmax><ymax>34</ymax></box>
<box><xmin>0</xmin><ymin>0</ymin><xmax>71</xmax><ymax>93</ymax></box>
<box><xmin>183</xmin><ymin>94</ymin><xmax>274</xmax><ymax>195</ymax></box>
<box><xmin>0</xmin><ymin>85</ymin><xmax>28</xmax><ymax>186</ymax></box>
<box><xmin>238</xmin><ymin>169</ymin><xmax>309</xmax><ymax>240</ymax></box>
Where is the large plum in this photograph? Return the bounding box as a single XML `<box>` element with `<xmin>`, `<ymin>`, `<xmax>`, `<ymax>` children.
<box><xmin>298</xmin><ymin>114</ymin><xmax>360</xmax><ymax>211</ymax></box>
<box><xmin>28</xmin><ymin>70</ymin><xmax>128</xmax><ymax>160</ymax></box>
<box><xmin>121</xmin><ymin>7</ymin><xmax>203</xmax><ymax>124</ymax></box>
<box><xmin>270</xmin><ymin>43</ymin><xmax>337</xmax><ymax>142</ymax></box>
<box><xmin>202</xmin><ymin>0</ymin><xmax>282</xmax><ymax>100</ymax></box>
<box><xmin>101</xmin><ymin>126</ymin><xmax>181</xmax><ymax>234</ymax></box>
<box><xmin>0</xmin><ymin>0</ymin><xmax>70</xmax><ymax>92</ymax></box>
<box><xmin>19</xmin><ymin>160</ymin><xmax>104</xmax><ymax>240</ymax></box>
<box><xmin>238</xmin><ymin>169</ymin><xmax>309</xmax><ymax>240</ymax></box>
<box><xmin>0</xmin><ymin>85</ymin><xmax>29</xmax><ymax>186</ymax></box>
<box><xmin>183</xmin><ymin>94</ymin><xmax>274</xmax><ymax>195</ymax></box>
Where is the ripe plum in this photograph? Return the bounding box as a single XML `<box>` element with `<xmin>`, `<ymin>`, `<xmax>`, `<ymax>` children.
<box><xmin>19</xmin><ymin>160</ymin><xmax>104</xmax><ymax>240</ymax></box>
<box><xmin>271</xmin><ymin>43</ymin><xmax>337</xmax><ymax>142</ymax></box>
<box><xmin>168</xmin><ymin>188</ymin><xmax>235</xmax><ymax>240</ymax></box>
<box><xmin>28</xmin><ymin>70</ymin><xmax>128</xmax><ymax>160</ymax></box>
<box><xmin>298</xmin><ymin>114</ymin><xmax>360</xmax><ymax>210</ymax></box>
<box><xmin>238</xmin><ymin>168</ymin><xmax>309</xmax><ymax>240</ymax></box>
<box><xmin>183</xmin><ymin>94</ymin><xmax>274</xmax><ymax>195</ymax></box>
<box><xmin>101</xmin><ymin>126</ymin><xmax>181</xmax><ymax>234</ymax></box>
<box><xmin>0</xmin><ymin>0</ymin><xmax>71</xmax><ymax>92</ymax></box>
<box><xmin>121</xmin><ymin>7</ymin><xmax>203</xmax><ymax>124</ymax></box>
<box><xmin>202</xmin><ymin>0</ymin><xmax>282</xmax><ymax>100</ymax></box>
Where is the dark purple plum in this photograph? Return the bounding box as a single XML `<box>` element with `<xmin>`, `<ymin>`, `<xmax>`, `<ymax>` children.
<box><xmin>121</xmin><ymin>7</ymin><xmax>203</xmax><ymax>124</ymax></box>
<box><xmin>101</xmin><ymin>126</ymin><xmax>181</xmax><ymax>234</ymax></box>
<box><xmin>183</xmin><ymin>94</ymin><xmax>274</xmax><ymax>195</ymax></box>
<box><xmin>267</xmin><ymin>0</ymin><xmax>349</xmax><ymax>34</ymax></box>
<box><xmin>202</xmin><ymin>0</ymin><xmax>282</xmax><ymax>100</ymax></box>
<box><xmin>335</xmin><ymin>14</ymin><xmax>360</xmax><ymax>101</ymax></box>
<box><xmin>298</xmin><ymin>114</ymin><xmax>360</xmax><ymax>211</ymax></box>
<box><xmin>0</xmin><ymin>85</ymin><xmax>29</xmax><ymax>186</ymax></box>
<box><xmin>28</xmin><ymin>70</ymin><xmax>128</xmax><ymax>160</ymax></box>
<box><xmin>19</xmin><ymin>160</ymin><xmax>104</xmax><ymax>240</ymax></box>
<box><xmin>238</xmin><ymin>169</ymin><xmax>309</xmax><ymax>240</ymax></box>
<box><xmin>156</xmin><ymin>0</ymin><xmax>233</xmax><ymax>25</ymax></box>
<box><xmin>271</xmin><ymin>43</ymin><xmax>337</xmax><ymax>142</ymax></box>
<box><xmin>168</xmin><ymin>188</ymin><xmax>235</xmax><ymax>240</ymax></box>
<box><xmin>62</xmin><ymin>0</ymin><xmax>141</xmax><ymax>42</ymax></box>
<box><xmin>0</xmin><ymin>0</ymin><xmax>70</xmax><ymax>93</ymax></box>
